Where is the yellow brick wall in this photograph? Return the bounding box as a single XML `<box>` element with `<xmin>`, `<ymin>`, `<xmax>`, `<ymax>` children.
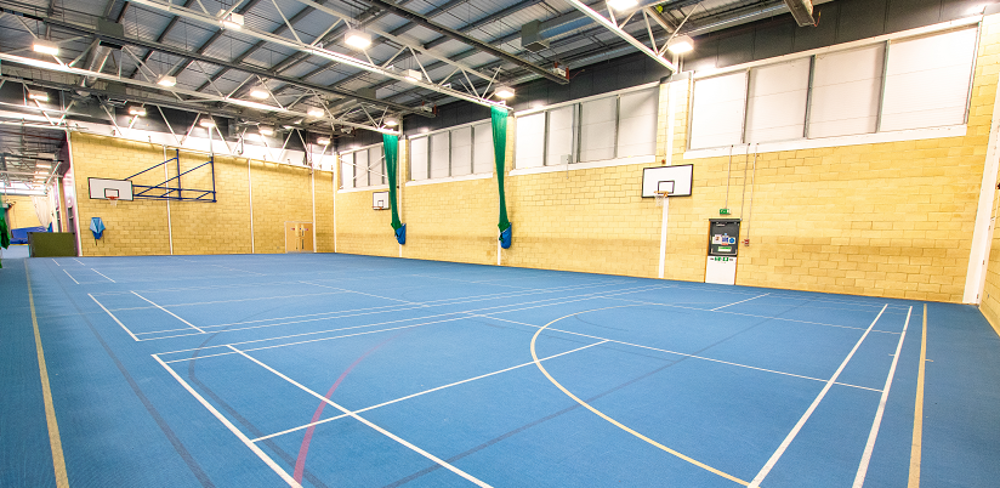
<box><xmin>330</xmin><ymin>22</ymin><xmax>999</xmax><ymax>304</ymax></box>
<box><xmin>3</xmin><ymin>195</ymin><xmax>44</xmax><ymax>229</ymax></box>
<box><xmin>69</xmin><ymin>132</ymin><xmax>331</xmax><ymax>256</ymax></box>
<box><xmin>333</xmin><ymin>144</ymin><xmax>399</xmax><ymax>258</ymax></box>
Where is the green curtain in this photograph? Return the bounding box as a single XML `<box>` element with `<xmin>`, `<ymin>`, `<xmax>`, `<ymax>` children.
<box><xmin>0</xmin><ymin>194</ymin><xmax>9</xmax><ymax>250</ymax></box>
<box><xmin>383</xmin><ymin>134</ymin><xmax>403</xmax><ymax>231</ymax></box>
<box><xmin>491</xmin><ymin>107</ymin><xmax>511</xmax><ymax>233</ymax></box>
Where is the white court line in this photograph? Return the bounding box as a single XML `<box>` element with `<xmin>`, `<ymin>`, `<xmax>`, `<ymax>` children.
<box><xmin>89</xmin><ymin>294</ymin><xmax>139</xmax><ymax>341</ymax></box>
<box><xmin>711</xmin><ymin>292</ymin><xmax>770</xmax><ymax>311</ymax></box>
<box><xmin>147</xmin><ymin>284</ymin><xmax>669</xmax><ymax>343</ymax></box>
<box><xmin>131</xmin><ymin>291</ymin><xmax>206</xmax><ymax>334</ymax></box>
<box><xmin>52</xmin><ymin>259</ymin><xmax>61</xmax><ymax>267</ymax></box>
<box><xmin>62</xmin><ymin>269</ymin><xmax>80</xmax><ymax>285</ymax></box>
<box><xmin>853</xmin><ymin>306</ymin><xmax>913</xmax><ymax>487</ymax></box>
<box><xmin>114</xmin><ymin>291</ymin><xmax>352</xmax><ymax>314</ymax></box>
<box><xmin>748</xmin><ymin>304</ymin><xmax>888</xmax><ymax>488</ymax></box>
<box><xmin>474</xmin><ymin>313</ymin><xmax>881</xmax><ymax>393</ymax></box>
<box><xmin>229</xmin><ymin>346</ymin><xmax>494</xmax><ymax>488</ymax></box>
<box><xmin>252</xmin><ymin>340</ymin><xmax>611</xmax><ymax>443</ymax></box>
<box><xmin>152</xmin><ymin>355</ymin><xmax>303</xmax><ymax>488</ymax></box>
<box><xmin>609</xmin><ymin>296</ymin><xmax>902</xmax><ymax>335</ymax></box>
<box><xmin>300</xmin><ymin>281</ymin><xmax>420</xmax><ymax>304</ymax></box>
<box><xmin>73</xmin><ymin>258</ymin><xmax>84</xmax><ymax>266</ymax></box>
<box><xmin>133</xmin><ymin>280</ymin><xmax>620</xmax><ymax>335</ymax></box>
<box><xmin>91</xmin><ymin>269</ymin><xmax>116</xmax><ymax>283</ymax></box>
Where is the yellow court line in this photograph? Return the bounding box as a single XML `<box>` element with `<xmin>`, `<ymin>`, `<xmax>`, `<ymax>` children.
<box><xmin>908</xmin><ymin>304</ymin><xmax>927</xmax><ymax>488</ymax></box>
<box><xmin>529</xmin><ymin>307</ymin><xmax>750</xmax><ymax>486</ymax></box>
<box><xmin>26</xmin><ymin>264</ymin><xmax>70</xmax><ymax>488</ymax></box>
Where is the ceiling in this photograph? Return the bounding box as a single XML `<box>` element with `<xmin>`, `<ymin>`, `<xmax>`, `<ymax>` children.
<box><xmin>0</xmin><ymin>0</ymin><xmax>813</xmax><ymax>190</ymax></box>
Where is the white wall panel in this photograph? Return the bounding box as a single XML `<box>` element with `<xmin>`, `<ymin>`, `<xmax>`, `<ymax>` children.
<box><xmin>546</xmin><ymin>105</ymin><xmax>575</xmax><ymax>165</ymax></box>
<box><xmin>410</xmin><ymin>137</ymin><xmax>428</xmax><ymax>180</ymax></box>
<box><xmin>579</xmin><ymin>96</ymin><xmax>617</xmax><ymax>162</ymax></box>
<box><xmin>746</xmin><ymin>58</ymin><xmax>810</xmax><ymax>143</ymax></box>
<box><xmin>515</xmin><ymin>112</ymin><xmax>545</xmax><ymax>169</ymax></box>
<box><xmin>809</xmin><ymin>45</ymin><xmax>884</xmax><ymax>138</ymax></box>
<box><xmin>473</xmin><ymin>123</ymin><xmax>493</xmax><ymax>174</ymax></box>
<box><xmin>430</xmin><ymin>132</ymin><xmax>450</xmax><ymax>178</ymax></box>
<box><xmin>617</xmin><ymin>88</ymin><xmax>658</xmax><ymax>158</ymax></box>
<box><xmin>690</xmin><ymin>72</ymin><xmax>747</xmax><ymax>149</ymax></box>
<box><xmin>881</xmin><ymin>28</ymin><xmax>977</xmax><ymax>131</ymax></box>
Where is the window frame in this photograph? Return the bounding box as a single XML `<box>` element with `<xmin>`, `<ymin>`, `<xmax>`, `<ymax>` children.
<box><xmin>407</xmin><ymin>118</ymin><xmax>495</xmax><ymax>186</ymax></box>
<box><xmin>338</xmin><ymin>142</ymin><xmax>387</xmax><ymax>192</ymax></box>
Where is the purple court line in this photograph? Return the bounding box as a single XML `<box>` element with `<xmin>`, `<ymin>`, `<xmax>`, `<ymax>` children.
<box><xmin>293</xmin><ymin>332</ymin><xmax>405</xmax><ymax>484</ymax></box>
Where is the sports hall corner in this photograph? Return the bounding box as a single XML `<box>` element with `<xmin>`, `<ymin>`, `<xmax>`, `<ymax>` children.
<box><xmin>2</xmin><ymin>0</ymin><xmax>1000</xmax><ymax>487</ymax></box>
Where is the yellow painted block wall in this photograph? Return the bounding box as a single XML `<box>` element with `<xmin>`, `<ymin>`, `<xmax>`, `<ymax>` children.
<box><xmin>3</xmin><ymin>195</ymin><xmax>44</xmax><ymax>229</ymax></box>
<box><xmin>333</xmin><ymin>144</ymin><xmax>399</xmax><ymax>258</ymax></box>
<box><xmin>69</xmin><ymin>132</ymin><xmax>331</xmax><ymax>256</ymax></box>
<box><xmin>331</xmin><ymin>21</ymin><xmax>1000</xmax><ymax>304</ymax></box>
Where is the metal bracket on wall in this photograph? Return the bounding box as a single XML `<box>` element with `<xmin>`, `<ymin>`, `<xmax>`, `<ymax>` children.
<box><xmin>125</xmin><ymin>149</ymin><xmax>217</xmax><ymax>202</ymax></box>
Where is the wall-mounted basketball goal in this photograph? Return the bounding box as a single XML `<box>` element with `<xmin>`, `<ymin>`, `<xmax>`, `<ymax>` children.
<box><xmin>89</xmin><ymin>149</ymin><xmax>217</xmax><ymax>204</ymax></box>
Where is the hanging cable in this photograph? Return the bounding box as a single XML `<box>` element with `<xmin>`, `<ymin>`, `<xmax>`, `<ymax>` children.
<box><xmin>739</xmin><ymin>144</ymin><xmax>750</xmax><ymax>218</ymax></box>
<box><xmin>725</xmin><ymin>145</ymin><xmax>733</xmax><ymax>210</ymax></box>
<box><xmin>746</xmin><ymin>144</ymin><xmax>758</xmax><ymax>246</ymax></box>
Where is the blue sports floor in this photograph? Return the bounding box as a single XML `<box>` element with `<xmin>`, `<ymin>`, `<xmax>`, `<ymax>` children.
<box><xmin>2</xmin><ymin>247</ymin><xmax>999</xmax><ymax>487</ymax></box>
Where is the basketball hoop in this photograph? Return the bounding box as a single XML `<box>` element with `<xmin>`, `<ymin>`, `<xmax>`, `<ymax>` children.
<box><xmin>107</xmin><ymin>196</ymin><xmax>119</xmax><ymax>208</ymax></box>
<box><xmin>655</xmin><ymin>190</ymin><xmax>670</xmax><ymax>207</ymax></box>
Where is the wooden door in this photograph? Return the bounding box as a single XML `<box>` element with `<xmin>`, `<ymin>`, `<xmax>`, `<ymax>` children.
<box><xmin>285</xmin><ymin>222</ymin><xmax>314</xmax><ymax>253</ymax></box>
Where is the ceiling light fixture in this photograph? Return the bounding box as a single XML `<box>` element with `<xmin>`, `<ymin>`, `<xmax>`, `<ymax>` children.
<box><xmin>316</xmin><ymin>136</ymin><xmax>332</xmax><ymax>145</ymax></box>
<box><xmin>344</xmin><ymin>29</ymin><xmax>372</xmax><ymax>50</ymax></box>
<box><xmin>249</xmin><ymin>86</ymin><xmax>269</xmax><ymax>100</ymax></box>
<box><xmin>199</xmin><ymin>118</ymin><xmax>216</xmax><ymax>128</ymax></box>
<box><xmin>494</xmin><ymin>85</ymin><xmax>515</xmax><ymax>99</ymax></box>
<box><xmin>666</xmin><ymin>34</ymin><xmax>694</xmax><ymax>54</ymax></box>
<box><xmin>384</xmin><ymin>115</ymin><xmax>400</xmax><ymax>127</ymax></box>
<box><xmin>607</xmin><ymin>0</ymin><xmax>638</xmax><ymax>11</ymax></box>
<box><xmin>306</xmin><ymin>106</ymin><xmax>325</xmax><ymax>118</ymax></box>
<box><xmin>259</xmin><ymin>125</ymin><xmax>275</xmax><ymax>136</ymax></box>
<box><xmin>128</xmin><ymin>105</ymin><xmax>147</xmax><ymax>116</ymax></box>
<box><xmin>32</xmin><ymin>39</ymin><xmax>60</xmax><ymax>56</ymax></box>
<box><xmin>222</xmin><ymin>12</ymin><xmax>244</xmax><ymax>30</ymax></box>
<box><xmin>157</xmin><ymin>75</ymin><xmax>177</xmax><ymax>87</ymax></box>
<box><xmin>27</xmin><ymin>89</ymin><xmax>49</xmax><ymax>102</ymax></box>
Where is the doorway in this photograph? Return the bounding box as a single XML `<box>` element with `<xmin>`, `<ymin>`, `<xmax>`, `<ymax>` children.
<box><xmin>284</xmin><ymin>222</ymin><xmax>313</xmax><ymax>253</ymax></box>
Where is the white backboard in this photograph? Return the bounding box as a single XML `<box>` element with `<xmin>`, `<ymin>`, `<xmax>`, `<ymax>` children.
<box><xmin>88</xmin><ymin>178</ymin><xmax>134</xmax><ymax>200</ymax></box>
<box><xmin>642</xmin><ymin>165</ymin><xmax>693</xmax><ymax>197</ymax></box>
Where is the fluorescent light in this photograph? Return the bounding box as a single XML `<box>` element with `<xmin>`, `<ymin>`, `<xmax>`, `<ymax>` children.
<box><xmin>27</xmin><ymin>89</ymin><xmax>49</xmax><ymax>102</ymax></box>
<box><xmin>222</xmin><ymin>12</ymin><xmax>244</xmax><ymax>30</ymax></box>
<box><xmin>316</xmin><ymin>136</ymin><xmax>331</xmax><ymax>145</ymax></box>
<box><xmin>128</xmin><ymin>105</ymin><xmax>146</xmax><ymax>116</ymax></box>
<box><xmin>667</xmin><ymin>34</ymin><xmax>694</xmax><ymax>54</ymax></box>
<box><xmin>607</xmin><ymin>0</ymin><xmax>638</xmax><ymax>11</ymax></box>
<box><xmin>344</xmin><ymin>29</ymin><xmax>372</xmax><ymax>50</ymax></box>
<box><xmin>249</xmin><ymin>87</ymin><xmax>269</xmax><ymax>99</ymax></box>
<box><xmin>35</xmin><ymin>163</ymin><xmax>51</xmax><ymax>169</ymax></box>
<box><xmin>384</xmin><ymin>115</ymin><xmax>399</xmax><ymax>127</ymax></box>
<box><xmin>258</xmin><ymin>125</ymin><xmax>274</xmax><ymax>136</ymax></box>
<box><xmin>494</xmin><ymin>85</ymin><xmax>515</xmax><ymax>99</ymax></box>
<box><xmin>157</xmin><ymin>75</ymin><xmax>177</xmax><ymax>87</ymax></box>
<box><xmin>403</xmin><ymin>69</ymin><xmax>422</xmax><ymax>82</ymax></box>
<box><xmin>306</xmin><ymin>106</ymin><xmax>325</xmax><ymax>118</ymax></box>
<box><xmin>199</xmin><ymin>118</ymin><xmax>216</xmax><ymax>128</ymax></box>
<box><xmin>32</xmin><ymin>39</ymin><xmax>59</xmax><ymax>56</ymax></box>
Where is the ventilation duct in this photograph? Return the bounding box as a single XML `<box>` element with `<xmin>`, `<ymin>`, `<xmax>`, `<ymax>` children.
<box><xmin>783</xmin><ymin>0</ymin><xmax>816</xmax><ymax>27</ymax></box>
<box><xmin>521</xmin><ymin>20</ymin><xmax>550</xmax><ymax>53</ymax></box>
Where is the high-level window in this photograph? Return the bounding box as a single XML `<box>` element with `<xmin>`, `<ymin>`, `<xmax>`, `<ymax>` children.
<box><xmin>409</xmin><ymin>121</ymin><xmax>494</xmax><ymax>181</ymax></box>
<box><xmin>340</xmin><ymin>144</ymin><xmax>385</xmax><ymax>189</ymax></box>
<box><xmin>688</xmin><ymin>27</ymin><xmax>978</xmax><ymax>149</ymax></box>
<box><xmin>514</xmin><ymin>85</ymin><xmax>659</xmax><ymax>169</ymax></box>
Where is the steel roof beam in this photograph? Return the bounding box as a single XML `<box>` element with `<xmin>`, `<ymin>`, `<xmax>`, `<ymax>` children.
<box><xmin>562</xmin><ymin>0</ymin><xmax>677</xmax><ymax>72</ymax></box>
<box><xmin>6</xmin><ymin>7</ymin><xmax>420</xmax><ymax>116</ymax></box>
<box><xmin>361</xmin><ymin>0</ymin><xmax>569</xmax><ymax>85</ymax></box>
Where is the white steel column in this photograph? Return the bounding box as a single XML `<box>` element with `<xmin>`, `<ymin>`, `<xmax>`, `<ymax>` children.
<box><xmin>964</xmin><ymin>70</ymin><xmax>1000</xmax><ymax>303</ymax></box>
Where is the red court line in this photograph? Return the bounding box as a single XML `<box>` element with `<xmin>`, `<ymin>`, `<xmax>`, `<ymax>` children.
<box><xmin>293</xmin><ymin>332</ymin><xmax>405</xmax><ymax>483</ymax></box>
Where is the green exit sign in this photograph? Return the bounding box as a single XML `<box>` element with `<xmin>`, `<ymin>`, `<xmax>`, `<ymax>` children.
<box><xmin>719</xmin><ymin>208</ymin><xmax>731</xmax><ymax>215</ymax></box>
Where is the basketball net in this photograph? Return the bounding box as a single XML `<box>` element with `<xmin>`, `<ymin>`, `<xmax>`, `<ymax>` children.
<box><xmin>108</xmin><ymin>196</ymin><xmax>118</xmax><ymax>208</ymax></box>
<box><xmin>655</xmin><ymin>191</ymin><xmax>670</xmax><ymax>207</ymax></box>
